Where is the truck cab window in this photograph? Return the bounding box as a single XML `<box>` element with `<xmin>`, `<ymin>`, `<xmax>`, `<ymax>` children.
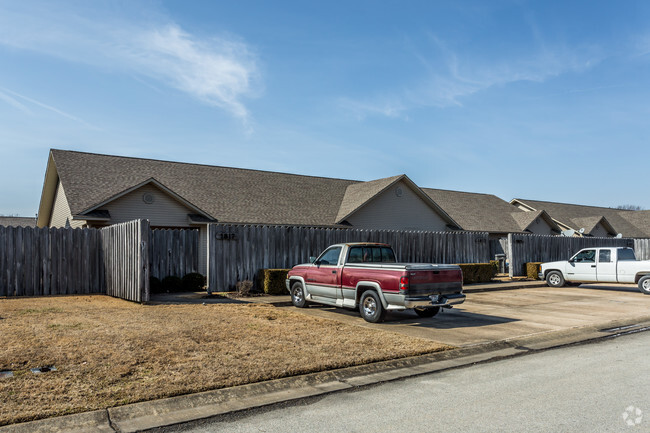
<box><xmin>348</xmin><ymin>247</ymin><xmax>363</xmax><ymax>263</ymax></box>
<box><xmin>381</xmin><ymin>247</ymin><xmax>396</xmax><ymax>263</ymax></box>
<box><xmin>599</xmin><ymin>250</ymin><xmax>611</xmax><ymax>263</ymax></box>
<box><xmin>317</xmin><ymin>247</ymin><xmax>341</xmax><ymax>265</ymax></box>
<box><xmin>617</xmin><ymin>248</ymin><xmax>637</xmax><ymax>261</ymax></box>
<box><xmin>573</xmin><ymin>250</ymin><xmax>596</xmax><ymax>263</ymax></box>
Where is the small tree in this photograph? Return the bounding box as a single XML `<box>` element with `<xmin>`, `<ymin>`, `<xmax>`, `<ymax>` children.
<box><xmin>616</xmin><ymin>204</ymin><xmax>644</xmax><ymax>211</ymax></box>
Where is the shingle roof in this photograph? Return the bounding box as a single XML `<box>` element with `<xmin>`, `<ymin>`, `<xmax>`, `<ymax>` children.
<box><xmin>510</xmin><ymin>209</ymin><xmax>559</xmax><ymax>232</ymax></box>
<box><xmin>422</xmin><ymin>188</ymin><xmax>528</xmax><ymax>233</ymax></box>
<box><xmin>617</xmin><ymin>210</ymin><xmax>650</xmax><ymax>236</ymax></box>
<box><xmin>0</xmin><ymin>216</ymin><xmax>37</xmax><ymax>227</ymax></box>
<box><xmin>513</xmin><ymin>199</ymin><xmax>649</xmax><ymax>237</ymax></box>
<box><xmin>569</xmin><ymin>216</ymin><xmax>615</xmax><ymax>235</ymax></box>
<box><xmin>336</xmin><ymin>175</ymin><xmax>403</xmax><ymax>222</ymax></box>
<box><xmin>52</xmin><ymin>149</ymin><xmax>360</xmax><ymax>226</ymax></box>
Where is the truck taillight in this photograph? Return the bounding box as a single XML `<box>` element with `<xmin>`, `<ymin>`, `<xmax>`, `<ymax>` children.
<box><xmin>399</xmin><ymin>276</ymin><xmax>409</xmax><ymax>292</ymax></box>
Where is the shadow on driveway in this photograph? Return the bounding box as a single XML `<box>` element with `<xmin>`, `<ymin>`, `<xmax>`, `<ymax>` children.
<box><xmin>149</xmin><ymin>292</ymin><xmax>247</xmax><ymax>305</ymax></box>
<box><xmin>302</xmin><ymin>304</ymin><xmax>519</xmax><ymax>329</ymax></box>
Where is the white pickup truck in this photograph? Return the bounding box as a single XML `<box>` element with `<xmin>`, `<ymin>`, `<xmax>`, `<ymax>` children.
<box><xmin>540</xmin><ymin>247</ymin><xmax>650</xmax><ymax>294</ymax></box>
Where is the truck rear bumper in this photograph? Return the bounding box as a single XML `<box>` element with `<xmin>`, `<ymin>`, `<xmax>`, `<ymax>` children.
<box><xmin>403</xmin><ymin>293</ymin><xmax>466</xmax><ymax>308</ymax></box>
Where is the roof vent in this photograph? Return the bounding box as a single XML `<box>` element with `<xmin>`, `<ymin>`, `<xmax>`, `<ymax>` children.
<box><xmin>142</xmin><ymin>192</ymin><xmax>155</xmax><ymax>204</ymax></box>
<box><xmin>395</xmin><ymin>187</ymin><xmax>403</xmax><ymax>197</ymax></box>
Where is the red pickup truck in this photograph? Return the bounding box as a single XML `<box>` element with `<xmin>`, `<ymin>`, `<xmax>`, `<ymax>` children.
<box><xmin>285</xmin><ymin>242</ymin><xmax>465</xmax><ymax>323</ymax></box>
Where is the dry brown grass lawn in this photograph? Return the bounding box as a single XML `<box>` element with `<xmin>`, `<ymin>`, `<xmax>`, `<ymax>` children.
<box><xmin>0</xmin><ymin>295</ymin><xmax>452</xmax><ymax>426</ymax></box>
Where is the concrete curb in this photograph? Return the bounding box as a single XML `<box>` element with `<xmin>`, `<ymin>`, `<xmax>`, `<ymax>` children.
<box><xmin>3</xmin><ymin>315</ymin><xmax>650</xmax><ymax>433</ymax></box>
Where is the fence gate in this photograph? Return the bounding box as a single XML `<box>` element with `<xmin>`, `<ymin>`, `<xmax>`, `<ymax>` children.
<box><xmin>100</xmin><ymin>220</ymin><xmax>150</xmax><ymax>303</ymax></box>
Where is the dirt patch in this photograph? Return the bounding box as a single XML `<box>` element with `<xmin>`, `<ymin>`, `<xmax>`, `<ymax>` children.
<box><xmin>0</xmin><ymin>295</ymin><xmax>451</xmax><ymax>426</ymax></box>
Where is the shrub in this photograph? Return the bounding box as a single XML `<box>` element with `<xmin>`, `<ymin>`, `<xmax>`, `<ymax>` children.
<box><xmin>456</xmin><ymin>263</ymin><xmax>496</xmax><ymax>284</ymax></box>
<box><xmin>161</xmin><ymin>275</ymin><xmax>182</xmax><ymax>292</ymax></box>
<box><xmin>526</xmin><ymin>262</ymin><xmax>543</xmax><ymax>280</ymax></box>
<box><xmin>258</xmin><ymin>269</ymin><xmax>290</xmax><ymax>295</ymax></box>
<box><xmin>489</xmin><ymin>260</ymin><xmax>500</xmax><ymax>275</ymax></box>
<box><xmin>149</xmin><ymin>276</ymin><xmax>162</xmax><ymax>294</ymax></box>
<box><xmin>182</xmin><ymin>273</ymin><xmax>206</xmax><ymax>291</ymax></box>
<box><xmin>235</xmin><ymin>280</ymin><xmax>254</xmax><ymax>297</ymax></box>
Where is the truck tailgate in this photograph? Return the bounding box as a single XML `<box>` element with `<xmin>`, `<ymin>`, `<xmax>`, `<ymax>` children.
<box><xmin>406</xmin><ymin>265</ymin><xmax>463</xmax><ymax>296</ymax></box>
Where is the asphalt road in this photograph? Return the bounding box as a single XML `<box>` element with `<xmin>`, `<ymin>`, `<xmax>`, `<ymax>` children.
<box><xmin>165</xmin><ymin>331</ymin><xmax>650</xmax><ymax>433</ymax></box>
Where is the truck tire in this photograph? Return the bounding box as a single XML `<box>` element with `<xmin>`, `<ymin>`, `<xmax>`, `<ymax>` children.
<box><xmin>414</xmin><ymin>306</ymin><xmax>440</xmax><ymax>318</ymax></box>
<box><xmin>638</xmin><ymin>275</ymin><xmax>650</xmax><ymax>295</ymax></box>
<box><xmin>546</xmin><ymin>271</ymin><xmax>565</xmax><ymax>287</ymax></box>
<box><xmin>359</xmin><ymin>291</ymin><xmax>386</xmax><ymax>323</ymax></box>
<box><xmin>290</xmin><ymin>281</ymin><xmax>307</xmax><ymax>308</ymax></box>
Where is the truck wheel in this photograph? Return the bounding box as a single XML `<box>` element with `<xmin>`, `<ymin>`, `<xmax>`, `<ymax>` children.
<box><xmin>359</xmin><ymin>291</ymin><xmax>386</xmax><ymax>323</ymax></box>
<box><xmin>414</xmin><ymin>306</ymin><xmax>440</xmax><ymax>318</ymax></box>
<box><xmin>291</xmin><ymin>282</ymin><xmax>307</xmax><ymax>308</ymax></box>
<box><xmin>638</xmin><ymin>275</ymin><xmax>650</xmax><ymax>295</ymax></box>
<box><xmin>546</xmin><ymin>271</ymin><xmax>565</xmax><ymax>287</ymax></box>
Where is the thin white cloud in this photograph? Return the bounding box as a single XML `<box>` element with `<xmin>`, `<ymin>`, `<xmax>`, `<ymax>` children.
<box><xmin>338</xmin><ymin>97</ymin><xmax>408</xmax><ymax>120</ymax></box>
<box><xmin>0</xmin><ymin>87</ymin><xmax>93</xmax><ymax>127</ymax></box>
<box><xmin>342</xmin><ymin>33</ymin><xmax>601</xmax><ymax>119</ymax></box>
<box><xmin>0</xmin><ymin>89</ymin><xmax>32</xmax><ymax>113</ymax></box>
<box><xmin>0</xmin><ymin>1</ymin><xmax>260</xmax><ymax>124</ymax></box>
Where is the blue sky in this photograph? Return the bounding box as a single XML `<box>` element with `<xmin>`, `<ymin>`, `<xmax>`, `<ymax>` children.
<box><xmin>1</xmin><ymin>0</ymin><xmax>650</xmax><ymax>217</ymax></box>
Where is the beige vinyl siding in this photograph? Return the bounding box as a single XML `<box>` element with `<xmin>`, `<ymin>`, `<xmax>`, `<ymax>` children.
<box><xmin>590</xmin><ymin>223</ymin><xmax>612</xmax><ymax>237</ymax></box>
<box><xmin>346</xmin><ymin>180</ymin><xmax>449</xmax><ymax>231</ymax></box>
<box><xmin>513</xmin><ymin>203</ymin><xmax>533</xmax><ymax>212</ymax></box>
<box><xmin>100</xmin><ymin>184</ymin><xmax>194</xmax><ymax>227</ymax></box>
<box><xmin>525</xmin><ymin>217</ymin><xmax>555</xmax><ymax>236</ymax></box>
<box><xmin>49</xmin><ymin>181</ymin><xmax>85</xmax><ymax>228</ymax></box>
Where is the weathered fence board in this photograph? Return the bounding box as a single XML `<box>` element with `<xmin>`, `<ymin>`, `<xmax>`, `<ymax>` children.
<box><xmin>0</xmin><ymin>226</ymin><xmax>105</xmax><ymax>296</ymax></box>
<box><xmin>634</xmin><ymin>239</ymin><xmax>650</xmax><ymax>261</ymax></box>
<box><xmin>149</xmin><ymin>228</ymin><xmax>199</xmax><ymax>279</ymax></box>
<box><xmin>207</xmin><ymin>224</ymin><xmax>491</xmax><ymax>292</ymax></box>
<box><xmin>100</xmin><ymin>219</ymin><xmax>150</xmax><ymax>303</ymax></box>
<box><xmin>507</xmin><ymin>233</ymin><xmax>635</xmax><ymax>277</ymax></box>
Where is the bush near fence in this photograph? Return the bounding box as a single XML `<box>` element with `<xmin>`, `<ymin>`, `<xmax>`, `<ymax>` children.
<box><xmin>457</xmin><ymin>263</ymin><xmax>496</xmax><ymax>284</ymax></box>
<box><xmin>258</xmin><ymin>269</ymin><xmax>290</xmax><ymax>295</ymax></box>
<box><xmin>182</xmin><ymin>273</ymin><xmax>206</xmax><ymax>291</ymax></box>
<box><xmin>526</xmin><ymin>263</ymin><xmax>543</xmax><ymax>280</ymax></box>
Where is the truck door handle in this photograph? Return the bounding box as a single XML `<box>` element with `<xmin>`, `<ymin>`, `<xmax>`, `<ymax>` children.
<box><xmin>332</xmin><ymin>270</ymin><xmax>337</xmax><ymax>274</ymax></box>
<box><xmin>591</xmin><ymin>265</ymin><xmax>596</xmax><ymax>268</ymax></box>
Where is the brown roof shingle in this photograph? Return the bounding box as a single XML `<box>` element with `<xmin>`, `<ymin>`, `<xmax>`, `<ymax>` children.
<box><xmin>0</xmin><ymin>217</ymin><xmax>37</xmax><ymax>228</ymax></box>
<box><xmin>513</xmin><ymin>198</ymin><xmax>649</xmax><ymax>237</ymax></box>
<box><xmin>52</xmin><ymin>149</ymin><xmax>358</xmax><ymax>226</ymax></box>
<box><xmin>423</xmin><ymin>188</ymin><xmax>527</xmax><ymax>233</ymax></box>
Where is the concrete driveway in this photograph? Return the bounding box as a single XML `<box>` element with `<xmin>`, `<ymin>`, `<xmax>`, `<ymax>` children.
<box><xmin>279</xmin><ymin>284</ymin><xmax>650</xmax><ymax>347</ymax></box>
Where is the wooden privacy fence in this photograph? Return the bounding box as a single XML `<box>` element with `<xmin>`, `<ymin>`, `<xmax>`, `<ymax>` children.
<box><xmin>0</xmin><ymin>225</ymin><xmax>105</xmax><ymax>296</ymax></box>
<box><xmin>149</xmin><ymin>228</ymin><xmax>199</xmax><ymax>279</ymax></box>
<box><xmin>208</xmin><ymin>224</ymin><xmax>490</xmax><ymax>291</ymax></box>
<box><xmin>100</xmin><ymin>220</ymin><xmax>150</xmax><ymax>303</ymax></box>
<box><xmin>634</xmin><ymin>239</ymin><xmax>650</xmax><ymax>261</ymax></box>
<box><xmin>0</xmin><ymin>219</ymin><xmax>150</xmax><ymax>302</ymax></box>
<box><xmin>507</xmin><ymin>233</ymin><xmax>634</xmax><ymax>277</ymax></box>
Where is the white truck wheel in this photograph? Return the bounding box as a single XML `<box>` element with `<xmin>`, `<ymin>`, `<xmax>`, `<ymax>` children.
<box><xmin>546</xmin><ymin>271</ymin><xmax>565</xmax><ymax>288</ymax></box>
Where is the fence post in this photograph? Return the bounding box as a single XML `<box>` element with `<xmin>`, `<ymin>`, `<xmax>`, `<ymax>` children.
<box><xmin>507</xmin><ymin>233</ymin><xmax>514</xmax><ymax>279</ymax></box>
<box><xmin>140</xmin><ymin>219</ymin><xmax>150</xmax><ymax>303</ymax></box>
